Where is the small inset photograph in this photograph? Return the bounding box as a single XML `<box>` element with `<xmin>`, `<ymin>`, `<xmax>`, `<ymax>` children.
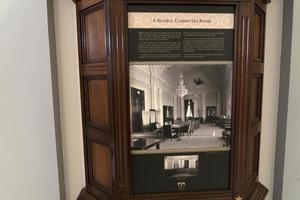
<box><xmin>164</xmin><ymin>155</ymin><xmax>199</xmax><ymax>177</ymax></box>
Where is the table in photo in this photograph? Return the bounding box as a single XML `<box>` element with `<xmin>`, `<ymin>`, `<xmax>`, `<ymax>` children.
<box><xmin>131</xmin><ymin>138</ymin><xmax>160</xmax><ymax>150</ymax></box>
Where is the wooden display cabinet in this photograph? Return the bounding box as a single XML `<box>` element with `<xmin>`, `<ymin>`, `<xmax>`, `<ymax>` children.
<box><xmin>72</xmin><ymin>0</ymin><xmax>271</xmax><ymax>199</ymax></box>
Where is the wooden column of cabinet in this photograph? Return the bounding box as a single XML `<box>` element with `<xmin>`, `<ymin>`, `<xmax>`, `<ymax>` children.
<box><xmin>73</xmin><ymin>0</ymin><xmax>271</xmax><ymax>200</ymax></box>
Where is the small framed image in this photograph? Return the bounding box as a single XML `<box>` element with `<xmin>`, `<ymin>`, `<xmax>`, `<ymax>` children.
<box><xmin>164</xmin><ymin>155</ymin><xmax>199</xmax><ymax>177</ymax></box>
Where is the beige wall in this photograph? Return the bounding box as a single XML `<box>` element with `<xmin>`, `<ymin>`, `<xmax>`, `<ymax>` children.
<box><xmin>0</xmin><ymin>0</ymin><xmax>61</xmax><ymax>199</ymax></box>
<box><xmin>53</xmin><ymin>0</ymin><xmax>85</xmax><ymax>200</ymax></box>
<box><xmin>53</xmin><ymin>1</ymin><xmax>283</xmax><ymax>199</ymax></box>
<box><xmin>260</xmin><ymin>1</ymin><xmax>283</xmax><ymax>199</ymax></box>
<box><xmin>282</xmin><ymin>1</ymin><xmax>300</xmax><ymax>199</ymax></box>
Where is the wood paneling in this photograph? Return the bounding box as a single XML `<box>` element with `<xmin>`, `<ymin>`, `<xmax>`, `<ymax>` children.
<box><xmin>253</xmin><ymin>13</ymin><xmax>261</xmax><ymax>60</ymax></box>
<box><xmin>233</xmin><ymin>4</ymin><xmax>252</xmax><ymax>195</ymax></box>
<box><xmin>249</xmin><ymin>74</ymin><xmax>263</xmax><ymax>124</ymax></box>
<box><xmin>245</xmin><ymin>2</ymin><xmax>266</xmax><ymax>197</ymax></box>
<box><xmin>246</xmin><ymin>132</ymin><xmax>260</xmax><ymax>185</ymax></box>
<box><xmin>253</xmin><ymin>6</ymin><xmax>265</xmax><ymax>62</ymax></box>
<box><xmin>80</xmin><ymin>3</ymin><xmax>106</xmax><ymax>64</ymax></box>
<box><xmin>76</xmin><ymin>0</ymin><xmax>114</xmax><ymax>200</ymax></box>
<box><xmin>84</xmin><ymin>77</ymin><xmax>110</xmax><ymax>130</ymax></box>
<box><xmin>91</xmin><ymin>142</ymin><xmax>112</xmax><ymax>189</ymax></box>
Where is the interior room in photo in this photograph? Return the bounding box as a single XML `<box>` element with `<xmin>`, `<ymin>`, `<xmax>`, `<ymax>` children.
<box><xmin>164</xmin><ymin>155</ymin><xmax>199</xmax><ymax>177</ymax></box>
<box><xmin>130</xmin><ymin>63</ymin><xmax>232</xmax><ymax>152</ymax></box>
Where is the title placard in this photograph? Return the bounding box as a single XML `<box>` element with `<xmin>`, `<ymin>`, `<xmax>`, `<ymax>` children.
<box><xmin>128</xmin><ymin>6</ymin><xmax>234</xmax><ymax>62</ymax></box>
<box><xmin>128</xmin><ymin>13</ymin><xmax>234</xmax><ymax>29</ymax></box>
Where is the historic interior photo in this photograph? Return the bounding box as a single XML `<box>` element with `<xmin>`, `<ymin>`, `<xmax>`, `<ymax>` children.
<box><xmin>164</xmin><ymin>155</ymin><xmax>199</xmax><ymax>177</ymax></box>
<box><xmin>130</xmin><ymin>63</ymin><xmax>233</xmax><ymax>153</ymax></box>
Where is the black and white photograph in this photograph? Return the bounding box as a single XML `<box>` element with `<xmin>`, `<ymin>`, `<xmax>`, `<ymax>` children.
<box><xmin>130</xmin><ymin>63</ymin><xmax>232</xmax><ymax>153</ymax></box>
<box><xmin>164</xmin><ymin>155</ymin><xmax>199</xmax><ymax>177</ymax></box>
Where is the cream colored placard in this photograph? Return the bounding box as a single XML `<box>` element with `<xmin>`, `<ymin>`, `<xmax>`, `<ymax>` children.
<box><xmin>128</xmin><ymin>12</ymin><xmax>234</xmax><ymax>29</ymax></box>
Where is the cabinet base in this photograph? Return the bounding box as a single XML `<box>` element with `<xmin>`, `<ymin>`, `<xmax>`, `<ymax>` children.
<box><xmin>77</xmin><ymin>188</ymin><xmax>98</xmax><ymax>200</ymax></box>
<box><xmin>248</xmin><ymin>182</ymin><xmax>269</xmax><ymax>200</ymax></box>
<box><xmin>77</xmin><ymin>182</ymin><xmax>268</xmax><ymax>200</ymax></box>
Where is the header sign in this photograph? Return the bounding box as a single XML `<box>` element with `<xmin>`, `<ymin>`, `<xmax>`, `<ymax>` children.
<box><xmin>128</xmin><ymin>6</ymin><xmax>235</xmax><ymax>63</ymax></box>
<box><xmin>128</xmin><ymin>13</ymin><xmax>234</xmax><ymax>29</ymax></box>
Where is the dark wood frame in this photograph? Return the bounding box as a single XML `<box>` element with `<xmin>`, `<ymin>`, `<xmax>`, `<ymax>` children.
<box><xmin>73</xmin><ymin>0</ymin><xmax>271</xmax><ymax>200</ymax></box>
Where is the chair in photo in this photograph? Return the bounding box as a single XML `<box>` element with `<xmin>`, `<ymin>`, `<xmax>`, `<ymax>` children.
<box><xmin>188</xmin><ymin>120</ymin><xmax>195</xmax><ymax>136</ymax></box>
<box><xmin>155</xmin><ymin>123</ymin><xmax>163</xmax><ymax>137</ymax></box>
<box><xmin>193</xmin><ymin>120</ymin><xmax>196</xmax><ymax>133</ymax></box>
<box><xmin>182</xmin><ymin>123</ymin><xmax>190</xmax><ymax>137</ymax></box>
<box><xmin>163</xmin><ymin>124</ymin><xmax>177</xmax><ymax>141</ymax></box>
<box><xmin>222</xmin><ymin>121</ymin><xmax>232</xmax><ymax>139</ymax></box>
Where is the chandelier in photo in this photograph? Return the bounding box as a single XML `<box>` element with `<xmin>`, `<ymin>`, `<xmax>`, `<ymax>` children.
<box><xmin>176</xmin><ymin>73</ymin><xmax>188</xmax><ymax>98</ymax></box>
